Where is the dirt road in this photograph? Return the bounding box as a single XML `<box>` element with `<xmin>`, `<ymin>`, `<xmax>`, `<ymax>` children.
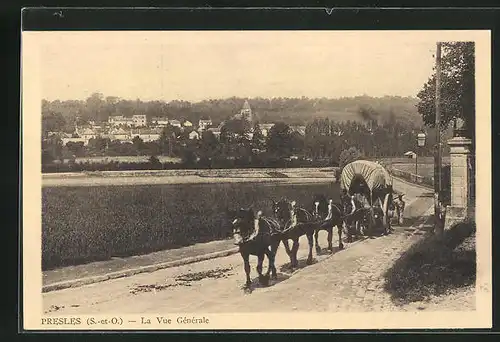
<box><xmin>43</xmin><ymin>178</ymin><xmax>440</xmax><ymax>314</ymax></box>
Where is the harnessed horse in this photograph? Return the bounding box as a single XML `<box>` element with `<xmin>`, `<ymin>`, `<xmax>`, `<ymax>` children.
<box><xmin>340</xmin><ymin>192</ymin><xmax>368</xmax><ymax>241</ymax></box>
<box><xmin>340</xmin><ymin>192</ymin><xmax>390</xmax><ymax>241</ymax></box>
<box><xmin>311</xmin><ymin>194</ymin><xmax>344</xmax><ymax>252</ymax></box>
<box><xmin>271</xmin><ymin>198</ymin><xmax>343</xmax><ymax>269</ymax></box>
<box><xmin>226</xmin><ymin>208</ymin><xmax>283</xmax><ymax>290</ymax></box>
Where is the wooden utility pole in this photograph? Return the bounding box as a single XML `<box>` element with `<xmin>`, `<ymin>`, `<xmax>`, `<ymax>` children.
<box><xmin>434</xmin><ymin>42</ymin><xmax>443</xmax><ymax>236</ymax></box>
<box><xmin>169</xmin><ymin>133</ymin><xmax>174</xmax><ymax>157</ymax></box>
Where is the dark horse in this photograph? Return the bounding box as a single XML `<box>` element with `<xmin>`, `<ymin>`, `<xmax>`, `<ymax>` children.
<box><xmin>226</xmin><ymin>208</ymin><xmax>283</xmax><ymax>291</ymax></box>
<box><xmin>340</xmin><ymin>192</ymin><xmax>368</xmax><ymax>242</ymax></box>
<box><xmin>311</xmin><ymin>194</ymin><xmax>344</xmax><ymax>253</ymax></box>
<box><xmin>271</xmin><ymin>198</ymin><xmax>343</xmax><ymax>269</ymax></box>
<box><xmin>341</xmin><ymin>192</ymin><xmax>390</xmax><ymax>241</ymax></box>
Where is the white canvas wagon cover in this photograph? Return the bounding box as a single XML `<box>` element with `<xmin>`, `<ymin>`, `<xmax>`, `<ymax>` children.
<box><xmin>339</xmin><ymin>160</ymin><xmax>393</xmax><ymax>193</ymax></box>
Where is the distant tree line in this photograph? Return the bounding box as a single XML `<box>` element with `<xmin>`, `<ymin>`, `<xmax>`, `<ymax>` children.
<box><xmin>41</xmin><ymin>94</ymin><xmax>423</xmax><ymax>134</ymax></box>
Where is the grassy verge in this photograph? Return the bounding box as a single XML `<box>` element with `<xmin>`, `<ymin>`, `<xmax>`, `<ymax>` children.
<box><xmin>384</xmin><ymin>221</ymin><xmax>476</xmax><ymax>305</ymax></box>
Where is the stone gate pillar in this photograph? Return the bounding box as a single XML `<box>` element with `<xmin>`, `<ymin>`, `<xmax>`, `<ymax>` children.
<box><xmin>444</xmin><ymin>136</ymin><xmax>473</xmax><ymax>229</ymax></box>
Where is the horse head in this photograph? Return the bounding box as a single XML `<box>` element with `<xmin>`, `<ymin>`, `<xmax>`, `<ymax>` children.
<box><xmin>273</xmin><ymin>198</ymin><xmax>293</xmax><ymax>225</ymax></box>
<box><xmin>313</xmin><ymin>201</ymin><xmax>321</xmax><ymax>218</ymax></box>
<box><xmin>312</xmin><ymin>194</ymin><xmax>328</xmax><ymax>220</ymax></box>
<box><xmin>227</xmin><ymin>207</ymin><xmax>256</xmax><ymax>245</ymax></box>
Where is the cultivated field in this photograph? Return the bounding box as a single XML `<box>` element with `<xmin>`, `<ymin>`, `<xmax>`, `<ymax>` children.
<box><xmin>41</xmin><ymin>167</ymin><xmax>336</xmax><ymax>187</ymax></box>
<box><xmin>42</xmin><ymin>180</ymin><xmax>340</xmax><ymax>270</ymax></box>
<box><xmin>74</xmin><ymin>156</ymin><xmax>182</xmax><ymax>164</ymax></box>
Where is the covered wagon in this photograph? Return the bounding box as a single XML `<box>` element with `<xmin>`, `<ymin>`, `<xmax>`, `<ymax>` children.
<box><xmin>339</xmin><ymin>160</ymin><xmax>395</xmax><ymax>235</ymax></box>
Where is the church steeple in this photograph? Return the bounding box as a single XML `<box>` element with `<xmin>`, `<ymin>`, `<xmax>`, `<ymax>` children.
<box><xmin>240</xmin><ymin>99</ymin><xmax>252</xmax><ymax>122</ymax></box>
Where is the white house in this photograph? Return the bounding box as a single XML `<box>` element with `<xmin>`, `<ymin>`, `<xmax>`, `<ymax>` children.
<box><xmin>109</xmin><ymin>127</ymin><xmax>130</xmax><ymax>141</ymax></box>
<box><xmin>198</xmin><ymin>119</ymin><xmax>213</xmax><ymax>131</ymax></box>
<box><xmin>404</xmin><ymin>151</ymin><xmax>417</xmax><ymax>159</ymax></box>
<box><xmin>108</xmin><ymin>115</ymin><xmax>134</xmax><ymax>127</ymax></box>
<box><xmin>133</xmin><ymin>128</ymin><xmax>161</xmax><ymax>142</ymax></box>
<box><xmin>78</xmin><ymin>127</ymin><xmax>98</xmax><ymax>140</ymax></box>
<box><xmin>188</xmin><ymin>130</ymin><xmax>200</xmax><ymax>140</ymax></box>
<box><xmin>151</xmin><ymin>116</ymin><xmax>169</xmax><ymax>126</ymax></box>
<box><xmin>169</xmin><ymin>119</ymin><xmax>182</xmax><ymax>128</ymax></box>
<box><xmin>61</xmin><ymin>137</ymin><xmax>89</xmax><ymax>146</ymax></box>
<box><xmin>132</xmin><ymin>115</ymin><xmax>147</xmax><ymax>127</ymax></box>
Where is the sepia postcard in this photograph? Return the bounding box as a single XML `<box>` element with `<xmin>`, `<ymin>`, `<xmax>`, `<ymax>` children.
<box><xmin>21</xmin><ymin>26</ymin><xmax>492</xmax><ymax>330</ymax></box>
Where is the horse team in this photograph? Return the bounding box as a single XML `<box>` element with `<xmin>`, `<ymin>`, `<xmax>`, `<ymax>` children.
<box><xmin>226</xmin><ymin>194</ymin><xmax>348</xmax><ymax>291</ymax></box>
<box><xmin>226</xmin><ymin>193</ymin><xmax>406</xmax><ymax>291</ymax></box>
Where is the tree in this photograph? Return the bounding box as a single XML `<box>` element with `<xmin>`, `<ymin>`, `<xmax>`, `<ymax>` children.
<box><xmin>132</xmin><ymin>136</ymin><xmax>145</xmax><ymax>155</ymax></box>
<box><xmin>84</xmin><ymin>92</ymin><xmax>106</xmax><ymax>122</ymax></box>
<box><xmin>65</xmin><ymin>141</ymin><xmax>85</xmax><ymax>157</ymax></box>
<box><xmin>180</xmin><ymin>147</ymin><xmax>198</xmax><ymax>166</ymax></box>
<box><xmin>250</xmin><ymin>122</ymin><xmax>266</xmax><ymax>151</ymax></box>
<box><xmin>339</xmin><ymin>146</ymin><xmax>364</xmax><ymax>169</ymax></box>
<box><xmin>42</xmin><ymin>135</ymin><xmax>64</xmax><ymax>164</ymax></box>
<box><xmin>144</xmin><ymin>141</ymin><xmax>161</xmax><ymax>156</ymax></box>
<box><xmin>416</xmin><ymin>42</ymin><xmax>475</xmax><ymax>140</ymax></box>
<box><xmin>221</xmin><ymin>118</ymin><xmax>252</xmax><ymax>144</ymax></box>
<box><xmin>159</xmin><ymin>124</ymin><xmax>180</xmax><ymax>156</ymax></box>
<box><xmin>87</xmin><ymin>137</ymin><xmax>109</xmax><ymax>156</ymax></box>
<box><xmin>305</xmin><ymin>118</ymin><xmax>340</xmax><ymax>160</ymax></box>
<box><xmin>289</xmin><ymin>131</ymin><xmax>305</xmax><ymax>155</ymax></box>
<box><xmin>266</xmin><ymin>122</ymin><xmax>292</xmax><ymax>157</ymax></box>
<box><xmin>200</xmin><ymin>130</ymin><xmax>219</xmax><ymax>154</ymax></box>
<box><xmin>42</xmin><ymin>112</ymin><xmax>67</xmax><ymax>137</ymax></box>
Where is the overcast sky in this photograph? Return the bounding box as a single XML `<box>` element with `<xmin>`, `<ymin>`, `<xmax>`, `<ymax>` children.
<box><xmin>38</xmin><ymin>31</ymin><xmax>445</xmax><ymax>102</ymax></box>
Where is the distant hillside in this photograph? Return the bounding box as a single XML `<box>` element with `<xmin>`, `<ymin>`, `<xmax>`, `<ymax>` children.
<box><xmin>42</xmin><ymin>94</ymin><xmax>423</xmax><ymax>129</ymax></box>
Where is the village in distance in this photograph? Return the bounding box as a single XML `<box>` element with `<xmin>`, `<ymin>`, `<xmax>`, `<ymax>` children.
<box><xmin>41</xmin><ymin>94</ymin><xmax>447</xmax><ymax>173</ymax></box>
